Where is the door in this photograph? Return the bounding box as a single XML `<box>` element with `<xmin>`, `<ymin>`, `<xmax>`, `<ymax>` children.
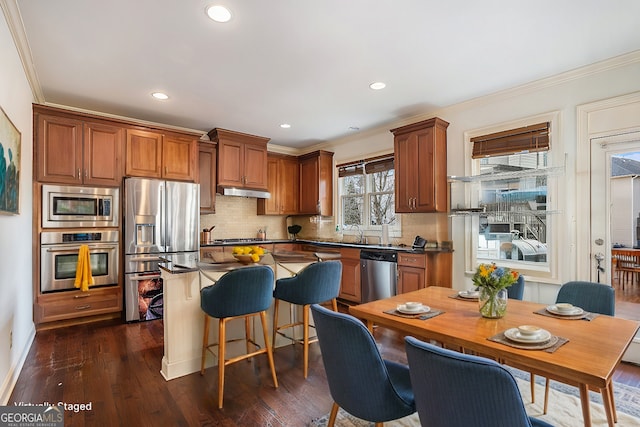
<box><xmin>590</xmin><ymin>132</ymin><xmax>640</xmax><ymax>283</ymax></box>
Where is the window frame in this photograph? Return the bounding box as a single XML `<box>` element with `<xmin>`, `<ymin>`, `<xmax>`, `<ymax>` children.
<box><xmin>461</xmin><ymin>112</ymin><xmax>561</xmax><ymax>283</ymax></box>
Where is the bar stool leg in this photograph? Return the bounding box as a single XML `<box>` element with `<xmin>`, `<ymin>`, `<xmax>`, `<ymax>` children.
<box><xmin>201</xmin><ymin>315</ymin><xmax>210</xmax><ymax>375</ymax></box>
<box><xmin>260</xmin><ymin>311</ymin><xmax>279</xmax><ymax>388</ymax></box>
<box><xmin>272</xmin><ymin>298</ymin><xmax>280</xmax><ymax>350</ymax></box>
<box><xmin>245</xmin><ymin>316</ymin><xmax>252</xmax><ymax>356</ymax></box>
<box><xmin>218</xmin><ymin>318</ymin><xmax>227</xmax><ymax>409</ymax></box>
<box><xmin>303</xmin><ymin>304</ymin><xmax>310</xmax><ymax>378</ymax></box>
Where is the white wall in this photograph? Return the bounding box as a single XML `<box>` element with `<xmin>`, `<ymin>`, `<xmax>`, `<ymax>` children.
<box><xmin>320</xmin><ymin>52</ymin><xmax>640</xmax><ymax>303</ymax></box>
<box><xmin>0</xmin><ymin>7</ymin><xmax>36</xmax><ymax>404</ymax></box>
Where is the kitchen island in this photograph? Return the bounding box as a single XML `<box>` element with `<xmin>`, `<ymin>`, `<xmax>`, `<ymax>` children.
<box><xmin>159</xmin><ymin>251</ymin><xmax>326</xmax><ymax>380</ymax></box>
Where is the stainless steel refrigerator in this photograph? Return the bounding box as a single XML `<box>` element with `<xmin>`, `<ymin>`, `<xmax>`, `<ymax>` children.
<box><xmin>123</xmin><ymin>177</ymin><xmax>199</xmax><ymax>322</ymax></box>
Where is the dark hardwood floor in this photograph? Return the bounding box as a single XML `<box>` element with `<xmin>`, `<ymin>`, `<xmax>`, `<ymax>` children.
<box><xmin>9</xmin><ymin>306</ymin><xmax>640</xmax><ymax>426</ymax></box>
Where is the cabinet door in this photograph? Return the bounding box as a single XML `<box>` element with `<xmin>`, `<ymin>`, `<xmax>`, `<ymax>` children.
<box><xmin>279</xmin><ymin>157</ymin><xmax>299</xmax><ymax>214</ymax></box>
<box><xmin>339</xmin><ymin>248</ymin><xmax>361</xmax><ymax>303</ymax></box>
<box><xmin>217</xmin><ymin>140</ymin><xmax>244</xmax><ymax>187</ymax></box>
<box><xmin>299</xmin><ymin>155</ymin><xmax>319</xmax><ymax>214</ymax></box>
<box><xmin>394</xmin><ymin>133</ymin><xmax>418</xmax><ymax>213</ymax></box>
<box><xmin>83</xmin><ymin>122</ymin><xmax>123</xmax><ymax>186</ymax></box>
<box><xmin>125</xmin><ymin>129</ymin><xmax>163</xmax><ymax>178</ymax></box>
<box><xmin>258</xmin><ymin>157</ymin><xmax>279</xmax><ymax>215</ymax></box>
<box><xmin>36</xmin><ymin>114</ymin><xmax>83</xmax><ymax>184</ymax></box>
<box><xmin>199</xmin><ymin>143</ymin><xmax>216</xmax><ymax>213</ymax></box>
<box><xmin>426</xmin><ymin>252</ymin><xmax>452</xmax><ymax>287</ymax></box>
<box><xmin>243</xmin><ymin>143</ymin><xmax>268</xmax><ymax>190</ymax></box>
<box><xmin>398</xmin><ymin>266</ymin><xmax>425</xmax><ymax>294</ymax></box>
<box><xmin>163</xmin><ymin>135</ymin><xmax>197</xmax><ymax>181</ymax></box>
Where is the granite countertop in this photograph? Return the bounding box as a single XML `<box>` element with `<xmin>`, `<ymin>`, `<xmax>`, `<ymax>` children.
<box><xmin>200</xmin><ymin>238</ymin><xmax>453</xmax><ymax>254</ymax></box>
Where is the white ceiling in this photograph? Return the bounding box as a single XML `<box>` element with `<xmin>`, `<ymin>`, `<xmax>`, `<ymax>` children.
<box><xmin>10</xmin><ymin>0</ymin><xmax>640</xmax><ymax>148</ymax></box>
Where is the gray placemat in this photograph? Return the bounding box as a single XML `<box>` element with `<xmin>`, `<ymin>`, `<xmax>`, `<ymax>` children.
<box><xmin>534</xmin><ymin>307</ymin><xmax>598</xmax><ymax>321</ymax></box>
<box><xmin>384</xmin><ymin>308</ymin><xmax>445</xmax><ymax>320</ymax></box>
<box><xmin>488</xmin><ymin>331</ymin><xmax>569</xmax><ymax>353</ymax></box>
<box><xmin>448</xmin><ymin>293</ymin><xmax>479</xmax><ymax>301</ymax></box>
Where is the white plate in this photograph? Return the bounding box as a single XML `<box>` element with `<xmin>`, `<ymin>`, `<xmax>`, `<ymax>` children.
<box><xmin>397</xmin><ymin>304</ymin><xmax>430</xmax><ymax>314</ymax></box>
<box><xmin>546</xmin><ymin>305</ymin><xmax>584</xmax><ymax>316</ymax></box>
<box><xmin>458</xmin><ymin>290</ymin><xmax>479</xmax><ymax>299</ymax></box>
<box><xmin>504</xmin><ymin>328</ymin><xmax>552</xmax><ymax>344</ymax></box>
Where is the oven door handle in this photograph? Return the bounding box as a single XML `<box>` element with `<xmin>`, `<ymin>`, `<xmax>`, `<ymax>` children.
<box><xmin>129</xmin><ymin>273</ymin><xmax>162</xmax><ymax>281</ymax></box>
<box><xmin>45</xmin><ymin>244</ymin><xmax>119</xmax><ymax>253</ymax></box>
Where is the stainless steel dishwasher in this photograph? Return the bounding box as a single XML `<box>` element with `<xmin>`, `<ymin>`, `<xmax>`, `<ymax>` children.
<box><xmin>360</xmin><ymin>249</ymin><xmax>398</xmax><ymax>302</ymax></box>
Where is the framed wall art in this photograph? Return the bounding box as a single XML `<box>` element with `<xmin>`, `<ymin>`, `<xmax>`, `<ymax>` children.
<box><xmin>0</xmin><ymin>106</ymin><xmax>20</xmax><ymax>215</ymax></box>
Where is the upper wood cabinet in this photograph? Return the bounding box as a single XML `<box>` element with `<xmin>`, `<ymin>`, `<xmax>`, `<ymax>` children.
<box><xmin>207</xmin><ymin>128</ymin><xmax>269</xmax><ymax>191</ymax></box>
<box><xmin>199</xmin><ymin>142</ymin><xmax>217</xmax><ymax>213</ymax></box>
<box><xmin>391</xmin><ymin>117</ymin><xmax>449</xmax><ymax>213</ymax></box>
<box><xmin>298</xmin><ymin>150</ymin><xmax>334</xmax><ymax>216</ymax></box>
<box><xmin>35</xmin><ymin>108</ymin><xmax>123</xmax><ymax>186</ymax></box>
<box><xmin>125</xmin><ymin>129</ymin><xmax>197</xmax><ymax>181</ymax></box>
<box><xmin>258</xmin><ymin>153</ymin><xmax>299</xmax><ymax>215</ymax></box>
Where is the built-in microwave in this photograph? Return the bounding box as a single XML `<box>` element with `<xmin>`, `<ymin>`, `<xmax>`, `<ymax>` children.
<box><xmin>42</xmin><ymin>184</ymin><xmax>119</xmax><ymax>228</ymax></box>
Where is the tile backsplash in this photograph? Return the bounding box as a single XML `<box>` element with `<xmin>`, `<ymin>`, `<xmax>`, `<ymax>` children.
<box><xmin>201</xmin><ymin>195</ymin><xmax>451</xmax><ymax>248</ymax></box>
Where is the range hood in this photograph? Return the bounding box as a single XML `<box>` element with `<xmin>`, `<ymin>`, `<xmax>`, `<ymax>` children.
<box><xmin>221</xmin><ymin>187</ymin><xmax>271</xmax><ymax>199</ymax></box>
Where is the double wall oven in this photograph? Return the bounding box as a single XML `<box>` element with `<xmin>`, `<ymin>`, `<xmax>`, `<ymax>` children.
<box><xmin>39</xmin><ymin>185</ymin><xmax>120</xmax><ymax>294</ymax></box>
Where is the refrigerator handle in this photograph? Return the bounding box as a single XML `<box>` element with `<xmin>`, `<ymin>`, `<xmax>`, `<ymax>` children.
<box><xmin>159</xmin><ymin>181</ymin><xmax>166</xmax><ymax>248</ymax></box>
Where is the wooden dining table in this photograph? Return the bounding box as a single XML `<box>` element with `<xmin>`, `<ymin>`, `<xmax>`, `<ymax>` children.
<box><xmin>349</xmin><ymin>286</ymin><xmax>640</xmax><ymax>427</ymax></box>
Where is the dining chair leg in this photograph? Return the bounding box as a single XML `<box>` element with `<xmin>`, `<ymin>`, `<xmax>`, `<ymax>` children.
<box><xmin>201</xmin><ymin>315</ymin><xmax>210</xmax><ymax>375</ymax></box>
<box><xmin>303</xmin><ymin>304</ymin><xmax>310</xmax><ymax>378</ymax></box>
<box><xmin>328</xmin><ymin>402</ymin><xmax>340</xmax><ymax>427</ymax></box>
<box><xmin>260</xmin><ymin>311</ymin><xmax>278</xmax><ymax>388</ymax></box>
<box><xmin>331</xmin><ymin>298</ymin><xmax>338</xmax><ymax>312</ymax></box>
<box><xmin>218</xmin><ymin>318</ymin><xmax>227</xmax><ymax>409</ymax></box>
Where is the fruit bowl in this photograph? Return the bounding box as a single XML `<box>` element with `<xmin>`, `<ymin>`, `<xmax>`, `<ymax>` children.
<box><xmin>233</xmin><ymin>253</ymin><xmax>264</xmax><ymax>265</ymax></box>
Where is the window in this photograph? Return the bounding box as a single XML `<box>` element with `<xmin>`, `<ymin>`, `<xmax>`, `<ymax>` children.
<box><xmin>462</xmin><ymin>117</ymin><xmax>560</xmax><ymax>279</ymax></box>
<box><xmin>337</xmin><ymin>155</ymin><xmax>398</xmax><ymax>234</ymax></box>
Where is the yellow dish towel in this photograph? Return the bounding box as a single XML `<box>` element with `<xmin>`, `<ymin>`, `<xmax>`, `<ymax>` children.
<box><xmin>74</xmin><ymin>244</ymin><xmax>94</xmax><ymax>292</ymax></box>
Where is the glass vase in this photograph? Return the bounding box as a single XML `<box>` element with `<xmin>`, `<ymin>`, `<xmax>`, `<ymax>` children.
<box><xmin>478</xmin><ymin>288</ymin><xmax>508</xmax><ymax>318</ymax></box>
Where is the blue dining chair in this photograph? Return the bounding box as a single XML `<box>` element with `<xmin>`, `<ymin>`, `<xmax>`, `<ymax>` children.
<box><xmin>508</xmin><ymin>275</ymin><xmax>526</xmax><ymax>300</ymax></box>
<box><xmin>540</xmin><ymin>280</ymin><xmax>616</xmax><ymax>415</ymax></box>
<box><xmin>200</xmin><ymin>265</ymin><xmax>278</xmax><ymax>408</ymax></box>
<box><xmin>311</xmin><ymin>304</ymin><xmax>416</xmax><ymax>426</ymax></box>
<box><xmin>272</xmin><ymin>260</ymin><xmax>342</xmax><ymax>378</ymax></box>
<box><xmin>405</xmin><ymin>336</ymin><xmax>553</xmax><ymax>427</ymax></box>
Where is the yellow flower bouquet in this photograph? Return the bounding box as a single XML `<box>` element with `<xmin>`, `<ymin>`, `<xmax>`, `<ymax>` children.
<box><xmin>472</xmin><ymin>263</ymin><xmax>519</xmax><ymax>318</ymax></box>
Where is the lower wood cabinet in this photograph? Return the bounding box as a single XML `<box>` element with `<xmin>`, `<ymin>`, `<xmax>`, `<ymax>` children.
<box><xmin>35</xmin><ymin>286</ymin><xmax>122</xmax><ymax>325</ymax></box>
<box><xmin>338</xmin><ymin>248</ymin><xmax>361</xmax><ymax>303</ymax></box>
<box><xmin>397</xmin><ymin>251</ymin><xmax>452</xmax><ymax>294</ymax></box>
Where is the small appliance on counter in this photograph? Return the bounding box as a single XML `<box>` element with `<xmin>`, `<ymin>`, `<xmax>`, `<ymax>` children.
<box><xmin>288</xmin><ymin>224</ymin><xmax>302</xmax><ymax>240</ymax></box>
<box><xmin>412</xmin><ymin>235</ymin><xmax>427</xmax><ymax>250</ymax></box>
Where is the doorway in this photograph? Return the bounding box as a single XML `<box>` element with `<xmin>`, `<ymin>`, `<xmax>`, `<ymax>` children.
<box><xmin>590</xmin><ymin>136</ymin><xmax>640</xmax><ymax>321</ymax></box>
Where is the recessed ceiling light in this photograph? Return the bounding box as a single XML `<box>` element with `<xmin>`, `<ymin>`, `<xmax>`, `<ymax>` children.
<box><xmin>206</xmin><ymin>5</ymin><xmax>232</xmax><ymax>23</ymax></box>
<box><xmin>280</xmin><ymin>123</ymin><xmax>291</xmax><ymax>129</ymax></box>
<box><xmin>151</xmin><ymin>92</ymin><xmax>169</xmax><ymax>100</ymax></box>
<box><xmin>369</xmin><ymin>82</ymin><xmax>386</xmax><ymax>90</ymax></box>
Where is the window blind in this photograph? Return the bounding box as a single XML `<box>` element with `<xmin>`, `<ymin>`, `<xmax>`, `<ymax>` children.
<box><xmin>471</xmin><ymin>122</ymin><xmax>550</xmax><ymax>158</ymax></box>
<box><xmin>337</xmin><ymin>153</ymin><xmax>394</xmax><ymax>176</ymax></box>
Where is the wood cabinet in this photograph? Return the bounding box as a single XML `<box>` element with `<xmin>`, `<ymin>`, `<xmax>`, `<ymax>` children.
<box><xmin>397</xmin><ymin>253</ymin><xmax>427</xmax><ymax>294</ymax></box>
<box><xmin>208</xmin><ymin>128</ymin><xmax>269</xmax><ymax>191</ymax></box>
<box><xmin>298</xmin><ymin>150</ymin><xmax>334</xmax><ymax>216</ymax></box>
<box><xmin>391</xmin><ymin>117</ymin><xmax>449</xmax><ymax>213</ymax></box>
<box><xmin>258</xmin><ymin>153</ymin><xmax>299</xmax><ymax>215</ymax></box>
<box><xmin>199</xmin><ymin>142</ymin><xmax>217</xmax><ymax>213</ymax></box>
<box><xmin>338</xmin><ymin>248</ymin><xmax>361</xmax><ymax>303</ymax></box>
<box><xmin>125</xmin><ymin>129</ymin><xmax>197</xmax><ymax>181</ymax></box>
<box><xmin>397</xmin><ymin>251</ymin><xmax>453</xmax><ymax>293</ymax></box>
<box><xmin>35</xmin><ymin>109</ymin><xmax>123</xmax><ymax>186</ymax></box>
<box><xmin>34</xmin><ymin>286</ymin><xmax>122</xmax><ymax>325</ymax></box>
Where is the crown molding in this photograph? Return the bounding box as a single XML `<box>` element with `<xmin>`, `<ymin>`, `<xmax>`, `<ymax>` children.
<box><xmin>1</xmin><ymin>0</ymin><xmax>44</xmax><ymax>102</ymax></box>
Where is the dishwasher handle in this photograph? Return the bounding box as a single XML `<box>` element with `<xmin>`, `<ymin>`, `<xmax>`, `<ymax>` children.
<box><xmin>360</xmin><ymin>250</ymin><xmax>397</xmax><ymax>262</ymax></box>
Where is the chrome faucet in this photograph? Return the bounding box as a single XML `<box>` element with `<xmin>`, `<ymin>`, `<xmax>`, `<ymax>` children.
<box><xmin>352</xmin><ymin>225</ymin><xmax>365</xmax><ymax>244</ymax></box>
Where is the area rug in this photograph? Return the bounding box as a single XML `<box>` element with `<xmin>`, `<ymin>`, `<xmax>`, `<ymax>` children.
<box><xmin>309</xmin><ymin>375</ymin><xmax>640</xmax><ymax>427</ymax></box>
